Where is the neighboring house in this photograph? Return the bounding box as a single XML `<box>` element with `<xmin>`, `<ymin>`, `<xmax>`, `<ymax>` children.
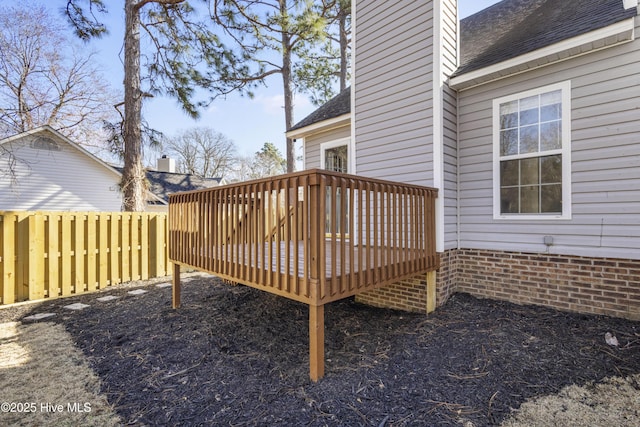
<box><xmin>0</xmin><ymin>126</ymin><xmax>222</xmax><ymax>212</ymax></box>
<box><xmin>0</xmin><ymin>126</ymin><xmax>126</xmax><ymax>211</ymax></box>
<box><xmin>288</xmin><ymin>0</ymin><xmax>640</xmax><ymax>319</ymax></box>
<box><xmin>115</xmin><ymin>158</ymin><xmax>224</xmax><ymax>212</ymax></box>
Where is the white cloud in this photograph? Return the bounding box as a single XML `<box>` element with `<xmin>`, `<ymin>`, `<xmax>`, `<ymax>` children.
<box><xmin>256</xmin><ymin>94</ymin><xmax>285</xmax><ymax>115</ymax></box>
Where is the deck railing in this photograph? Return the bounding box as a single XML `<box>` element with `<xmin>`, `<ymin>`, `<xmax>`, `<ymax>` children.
<box><xmin>169</xmin><ymin>169</ymin><xmax>439</xmax><ymax>306</ymax></box>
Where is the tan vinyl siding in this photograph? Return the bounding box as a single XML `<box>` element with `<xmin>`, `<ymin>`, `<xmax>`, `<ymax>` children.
<box><xmin>0</xmin><ymin>137</ymin><xmax>122</xmax><ymax>211</ymax></box>
<box><xmin>457</xmin><ymin>17</ymin><xmax>640</xmax><ymax>259</ymax></box>
<box><xmin>354</xmin><ymin>0</ymin><xmax>435</xmax><ymax>186</ymax></box>
<box><xmin>303</xmin><ymin>125</ymin><xmax>351</xmax><ymax>170</ymax></box>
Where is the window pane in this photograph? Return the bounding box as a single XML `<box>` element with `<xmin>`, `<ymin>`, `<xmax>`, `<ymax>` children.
<box><xmin>520</xmin><ymin>158</ymin><xmax>539</xmax><ymax>185</ymax></box>
<box><xmin>540</xmin><ymin>121</ymin><xmax>561</xmax><ymax>151</ymax></box>
<box><xmin>500</xmin><ymin>101</ymin><xmax>518</xmax><ymax>129</ymax></box>
<box><xmin>501</xmin><ymin>187</ymin><xmax>519</xmax><ymax>213</ymax></box>
<box><xmin>520</xmin><ymin>108</ymin><xmax>539</xmax><ymax>126</ymax></box>
<box><xmin>541</xmin><ymin>155</ymin><xmax>562</xmax><ymax>184</ymax></box>
<box><xmin>520</xmin><ymin>95</ymin><xmax>539</xmax><ymax>111</ymax></box>
<box><xmin>521</xmin><ymin>185</ymin><xmax>540</xmax><ymax>213</ymax></box>
<box><xmin>496</xmin><ymin>87</ymin><xmax>568</xmax><ymax>217</ymax></box>
<box><xmin>500</xmin><ymin>160</ymin><xmax>519</xmax><ymax>186</ymax></box>
<box><xmin>540</xmin><ymin>104</ymin><xmax>560</xmax><ymax>122</ymax></box>
<box><xmin>520</xmin><ymin>125</ymin><xmax>539</xmax><ymax>153</ymax></box>
<box><xmin>325</xmin><ymin>145</ymin><xmax>348</xmax><ymax>173</ymax></box>
<box><xmin>540</xmin><ymin>90</ymin><xmax>561</xmax><ymax>106</ymax></box>
<box><xmin>500</xmin><ymin>129</ymin><xmax>518</xmax><ymax>156</ymax></box>
<box><xmin>541</xmin><ymin>184</ymin><xmax>562</xmax><ymax>213</ymax></box>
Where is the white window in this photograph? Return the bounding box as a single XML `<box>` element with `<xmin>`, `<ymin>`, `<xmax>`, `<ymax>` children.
<box><xmin>320</xmin><ymin>138</ymin><xmax>350</xmax><ymax>173</ymax></box>
<box><xmin>493</xmin><ymin>81</ymin><xmax>572</xmax><ymax>220</ymax></box>
<box><xmin>320</xmin><ymin>138</ymin><xmax>351</xmax><ymax>237</ymax></box>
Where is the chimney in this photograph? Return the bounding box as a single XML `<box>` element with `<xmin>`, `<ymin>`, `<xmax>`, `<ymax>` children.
<box><xmin>157</xmin><ymin>155</ymin><xmax>176</xmax><ymax>173</ymax></box>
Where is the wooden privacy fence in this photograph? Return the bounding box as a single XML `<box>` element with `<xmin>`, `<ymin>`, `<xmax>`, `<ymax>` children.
<box><xmin>0</xmin><ymin>211</ymin><xmax>169</xmax><ymax>305</ymax></box>
<box><xmin>169</xmin><ymin>169</ymin><xmax>439</xmax><ymax>380</ymax></box>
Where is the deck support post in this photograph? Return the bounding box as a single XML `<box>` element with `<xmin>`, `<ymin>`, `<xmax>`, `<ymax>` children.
<box><xmin>426</xmin><ymin>270</ymin><xmax>436</xmax><ymax>314</ymax></box>
<box><xmin>309</xmin><ymin>303</ymin><xmax>325</xmax><ymax>381</ymax></box>
<box><xmin>172</xmin><ymin>263</ymin><xmax>181</xmax><ymax>309</ymax></box>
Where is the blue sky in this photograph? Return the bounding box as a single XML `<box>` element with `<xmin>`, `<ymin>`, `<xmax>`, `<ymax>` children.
<box><xmin>7</xmin><ymin>0</ymin><xmax>501</xmax><ymax>163</ymax></box>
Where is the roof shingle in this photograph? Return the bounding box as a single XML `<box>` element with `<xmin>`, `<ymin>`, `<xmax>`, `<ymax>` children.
<box><xmin>456</xmin><ymin>0</ymin><xmax>637</xmax><ymax>76</ymax></box>
<box><xmin>288</xmin><ymin>87</ymin><xmax>350</xmax><ymax>132</ymax></box>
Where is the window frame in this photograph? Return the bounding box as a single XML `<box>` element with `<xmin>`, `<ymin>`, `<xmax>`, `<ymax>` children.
<box><xmin>320</xmin><ymin>137</ymin><xmax>352</xmax><ymax>239</ymax></box>
<box><xmin>320</xmin><ymin>137</ymin><xmax>351</xmax><ymax>173</ymax></box>
<box><xmin>492</xmin><ymin>81</ymin><xmax>572</xmax><ymax>220</ymax></box>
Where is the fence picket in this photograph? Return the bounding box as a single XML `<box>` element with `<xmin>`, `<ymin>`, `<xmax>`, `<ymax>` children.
<box><xmin>1</xmin><ymin>214</ymin><xmax>16</xmax><ymax>304</ymax></box>
<box><xmin>0</xmin><ymin>211</ymin><xmax>169</xmax><ymax>305</ymax></box>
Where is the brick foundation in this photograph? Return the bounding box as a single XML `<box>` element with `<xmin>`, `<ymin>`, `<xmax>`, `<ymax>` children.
<box><xmin>355</xmin><ymin>276</ymin><xmax>429</xmax><ymax>313</ymax></box>
<box><xmin>356</xmin><ymin>249</ymin><xmax>640</xmax><ymax>320</ymax></box>
<box><xmin>455</xmin><ymin>249</ymin><xmax>640</xmax><ymax>320</ymax></box>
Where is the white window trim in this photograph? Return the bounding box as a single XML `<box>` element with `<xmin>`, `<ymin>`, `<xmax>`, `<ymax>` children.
<box><xmin>492</xmin><ymin>81</ymin><xmax>572</xmax><ymax>220</ymax></box>
<box><xmin>320</xmin><ymin>137</ymin><xmax>352</xmax><ymax>173</ymax></box>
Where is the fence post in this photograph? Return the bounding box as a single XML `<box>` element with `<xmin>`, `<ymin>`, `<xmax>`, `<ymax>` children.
<box><xmin>1</xmin><ymin>213</ymin><xmax>16</xmax><ymax>304</ymax></box>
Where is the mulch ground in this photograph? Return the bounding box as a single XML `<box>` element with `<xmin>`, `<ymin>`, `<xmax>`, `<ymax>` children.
<box><xmin>3</xmin><ymin>274</ymin><xmax>640</xmax><ymax>426</ymax></box>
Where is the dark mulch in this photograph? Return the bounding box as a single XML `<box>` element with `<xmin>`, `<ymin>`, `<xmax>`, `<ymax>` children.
<box><xmin>4</xmin><ymin>274</ymin><xmax>640</xmax><ymax>426</ymax></box>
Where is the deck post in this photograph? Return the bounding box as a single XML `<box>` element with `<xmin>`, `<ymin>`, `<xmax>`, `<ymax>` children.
<box><xmin>426</xmin><ymin>270</ymin><xmax>436</xmax><ymax>314</ymax></box>
<box><xmin>172</xmin><ymin>263</ymin><xmax>181</xmax><ymax>309</ymax></box>
<box><xmin>309</xmin><ymin>303</ymin><xmax>325</xmax><ymax>381</ymax></box>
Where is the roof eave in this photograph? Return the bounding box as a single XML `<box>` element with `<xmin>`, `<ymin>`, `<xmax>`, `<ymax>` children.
<box><xmin>286</xmin><ymin>113</ymin><xmax>351</xmax><ymax>139</ymax></box>
<box><xmin>450</xmin><ymin>17</ymin><xmax>636</xmax><ymax>91</ymax></box>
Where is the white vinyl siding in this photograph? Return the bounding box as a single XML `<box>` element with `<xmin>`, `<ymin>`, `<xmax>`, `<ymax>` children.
<box><xmin>0</xmin><ymin>136</ymin><xmax>122</xmax><ymax>211</ymax></box>
<box><xmin>457</xmin><ymin>17</ymin><xmax>640</xmax><ymax>259</ymax></box>
<box><xmin>353</xmin><ymin>0</ymin><xmax>435</xmax><ymax>185</ymax></box>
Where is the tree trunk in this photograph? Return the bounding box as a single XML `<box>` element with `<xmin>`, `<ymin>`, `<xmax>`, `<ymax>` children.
<box><xmin>122</xmin><ymin>0</ymin><xmax>146</xmax><ymax>211</ymax></box>
<box><xmin>339</xmin><ymin>3</ymin><xmax>348</xmax><ymax>91</ymax></box>
<box><xmin>281</xmin><ymin>0</ymin><xmax>295</xmax><ymax>173</ymax></box>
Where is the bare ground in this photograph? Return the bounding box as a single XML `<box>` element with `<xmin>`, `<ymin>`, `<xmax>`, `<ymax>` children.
<box><xmin>1</xmin><ymin>274</ymin><xmax>639</xmax><ymax>426</ymax></box>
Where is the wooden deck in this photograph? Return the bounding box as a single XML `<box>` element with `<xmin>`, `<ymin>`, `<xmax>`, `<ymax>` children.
<box><xmin>188</xmin><ymin>241</ymin><xmax>435</xmax><ymax>305</ymax></box>
<box><xmin>169</xmin><ymin>169</ymin><xmax>439</xmax><ymax>380</ymax></box>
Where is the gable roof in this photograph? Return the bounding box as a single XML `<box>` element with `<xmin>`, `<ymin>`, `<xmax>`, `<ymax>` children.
<box><xmin>145</xmin><ymin>170</ymin><xmax>222</xmax><ymax>203</ymax></box>
<box><xmin>112</xmin><ymin>167</ymin><xmax>222</xmax><ymax>203</ymax></box>
<box><xmin>456</xmin><ymin>0</ymin><xmax>637</xmax><ymax>76</ymax></box>
<box><xmin>0</xmin><ymin>125</ymin><xmax>121</xmax><ymax>179</ymax></box>
<box><xmin>288</xmin><ymin>87</ymin><xmax>351</xmax><ymax>133</ymax></box>
<box><xmin>291</xmin><ymin>0</ymin><xmax>637</xmax><ymax>128</ymax></box>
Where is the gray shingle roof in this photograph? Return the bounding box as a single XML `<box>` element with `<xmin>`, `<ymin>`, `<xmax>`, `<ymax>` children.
<box><xmin>288</xmin><ymin>87</ymin><xmax>350</xmax><ymax>132</ymax></box>
<box><xmin>291</xmin><ymin>1</ymin><xmax>637</xmax><ymax>128</ymax></box>
<box><xmin>456</xmin><ymin>0</ymin><xmax>637</xmax><ymax>76</ymax></box>
<box><xmin>145</xmin><ymin>170</ymin><xmax>222</xmax><ymax>202</ymax></box>
<box><xmin>114</xmin><ymin>167</ymin><xmax>222</xmax><ymax>202</ymax></box>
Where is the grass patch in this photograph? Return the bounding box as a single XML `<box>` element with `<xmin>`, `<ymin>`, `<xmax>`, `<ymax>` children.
<box><xmin>0</xmin><ymin>321</ymin><xmax>120</xmax><ymax>427</ymax></box>
<box><xmin>502</xmin><ymin>374</ymin><xmax>640</xmax><ymax>427</ymax></box>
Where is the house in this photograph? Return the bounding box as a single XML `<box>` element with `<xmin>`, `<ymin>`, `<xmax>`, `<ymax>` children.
<box><xmin>0</xmin><ymin>127</ymin><xmax>222</xmax><ymax>212</ymax></box>
<box><xmin>288</xmin><ymin>0</ymin><xmax>640</xmax><ymax>320</ymax></box>
<box><xmin>116</xmin><ymin>157</ymin><xmax>224</xmax><ymax>212</ymax></box>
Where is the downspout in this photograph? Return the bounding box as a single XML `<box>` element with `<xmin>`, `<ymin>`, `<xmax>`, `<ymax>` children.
<box><xmin>455</xmin><ymin>0</ymin><xmax>461</xmax><ymax>251</ymax></box>
<box><xmin>432</xmin><ymin>0</ymin><xmax>445</xmax><ymax>253</ymax></box>
<box><xmin>456</xmin><ymin>90</ymin><xmax>461</xmax><ymax>250</ymax></box>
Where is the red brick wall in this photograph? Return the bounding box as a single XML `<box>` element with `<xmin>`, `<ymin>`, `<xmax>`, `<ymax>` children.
<box><xmin>356</xmin><ymin>249</ymin><xmax>640</xmax><ymax>320</ymax></box>
<box><xmin>355</xmin><ymin>276</ymin><xmax>429</xmax><ymax>313</ymax></box>
<box><xmin>455</xmin><ymin>249</ymin><xmax>640</xmax><ymax>320</ymax></box>
<box><xmin>355</xmin><ymin>250</ymin><xmax>458</xmax><ymax>313</ymax></box>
